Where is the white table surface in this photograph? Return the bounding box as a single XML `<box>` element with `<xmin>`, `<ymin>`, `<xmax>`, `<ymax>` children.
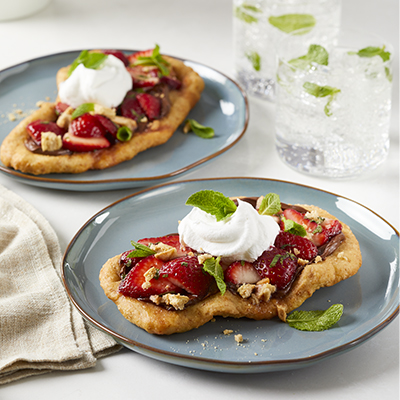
<box><xmin>0</xmin><ymin>0</ymin><xmax>398</xmax><ymax>398</ymax></box>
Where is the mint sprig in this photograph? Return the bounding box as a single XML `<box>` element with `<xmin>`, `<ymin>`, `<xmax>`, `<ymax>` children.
<box><xmin>258</xmin><ymin>193</ymin><xmax>281</xmax><ymax>216</ymax></box>
<box><xmin>185</xmin><ymin>119</ymin><xmax>215</xmax><ymax>139</ymax></box>
<box><xmin>289</xmin><ymin>44</ymin><xmax>329</xmax><ymax>70</ymax></box>
<box><xmin>282</xmin><ymin>216</ymin><xmax>307</xmax><ymax>237</ymax></box>
<box><xmin>287</xmin><ymin>304</ymin><xmax>344</xmax><ymax>331</ymax></box>
<box><xmin>132</xmin><ymin>44</ymin><xmax>170</xmax><ymax>76</ymax></box>
<box><xmin>68</xmin><ymin>50</ymin><xmax>108</xmax><ymax>76</ymax></box>
<box><xmin>268</xmin><ymin>14</ymin><xmax>316</xmax><ymax>34</ymax></box>
<box><xmin>202</xmin><ymin>256</ymin><xmax>226</xmax><ymax>295</ymax></box>
<box><xmin>246</xmin><ymin>51</ymin><xmax>261</xmax><ymax>71</ymax></box>
<box><xmin>127</xmin><ymin>241</ymin><xmax>156</xmax><ymax>258</ymax></box>
<box><xmin>185</xmin><ymin>190</ymin><xmax>237</xmax><ymax>222</ymax></box>
<box><xmin>303</xmin><ymin>82</ymin><xmax>341</xmax><ymax>117</ymax></box>
<box><xmin>235</xmin><ymin>3</ymin><xmax>261</xmax><ymax>24</ymax></box>
<box><xmin>348</xmin><ymin>45</ymin><xmax>391</xmax><ymax>63</ymax></box>
<box><xmin>71</xmin><ymin>103</ymin><xmax>95</xmax><ymax>120</ymax></box>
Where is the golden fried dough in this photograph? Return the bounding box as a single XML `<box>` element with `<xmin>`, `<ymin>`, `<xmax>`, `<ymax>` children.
<box><xmin>0</xmin><ymin>56</ymin><xmax>204</xmax><ymax>175</ymax></box>
<box><xmin>99</xmin><ymin>205</ymin><xmax>362</xmax><ymax>335</ymax></box>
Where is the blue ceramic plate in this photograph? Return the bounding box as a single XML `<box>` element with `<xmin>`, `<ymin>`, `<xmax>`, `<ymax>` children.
<box><xmin>0</xmin><ymin>51</ymin><xmax>248</xmax><ymax>191</ymax></box>
<box><xmin>62</xmin><ymin>178</ymin><xmax>399</xmax><ymax>373</ymax></box>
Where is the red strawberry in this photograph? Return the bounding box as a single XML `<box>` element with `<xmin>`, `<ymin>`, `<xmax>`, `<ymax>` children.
<box><xmin>119</xmin><ymin>250</ymin><xmax>143</xmax><ymax>278</ymax></box>
<box><xmin>160</xmin><ymin>75</ymin><xmax>181</xmax><ymax>90</ymax></box>
<box><xmin>70</xmin><ymin>113</ymin><xmax>106</xmax><ymax>138</ymax></box>
<box><xmin>62</xmin><ymin>133</ymin><xmax>110</xmax><ymax>152</ymax></box>
<box><xmin>102</xmin><ymin>49</ymin><xmax>130</xmax><ymax>66</ymax></box>
<box><xmin>224</xmin><ymin>261</ymin><xmax>261</xmax><ymax>285</ymax></box>
<box><xmin>55</xmin><ymin>102</ymin><xmax>70</xmax><ymax>115</ymax></box>
<box><xmin>283</xmin><ymin>208</ymin><xmax>320</xmax><ymax>234</ymax></box>
<box><xmin>136</xmin><ymin>92</ymin><xmax>160</xmax><ymax>120</ymax></box>
<box><xmin>26</xmin><ymin>120</ymin><xmax>66</xmax><ymax>145</ymax></box>
<box><xmin>138</xmin><ymin>234</ymin><xmax>192</xmax><ymax>258</ymax></box>
<box><xmin>253</xmin><ymin>247</ymin><xmax>298</xmax><ymax>291</ymax></box>
<box><xmin>119</xmin><ymin>255</ymin><xmax>179</xmax><ymax>298</ymax></box>
<box><xmin>274</xmin><ymin>231</ymin><xmax>318</xmax><ymax>260</ymax></box>
<box><xmin>159</xmin><ymin>256</ymin><xmax>213</xmax><ymax>298</ymax></box>
<box><xmin>119</xmin><ymin>92</ymin><xmax>145</xmax><ymax>121</ymax></box>
<box><xmin>312</xmin><ymin>219</ymin><xmax>342</xmax><ymax>247</ymax></box>
<box><xmin>128</xmin><ymin>49</ymin><xmax>154</xmax><ymax>64</ymax></box>
<box><xmin>94</xmin><ymin>114</ymin><xmax>118</xmax><ymax>137</ymax></box>
<box><xmin>127</xmin><ymin>66</ymin><xmax>160</xmax><ymax>89</ymax></box>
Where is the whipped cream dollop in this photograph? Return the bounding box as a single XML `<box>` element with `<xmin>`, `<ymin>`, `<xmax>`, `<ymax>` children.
<box><xmin>58</xmin><ymin>54</ymin><xmax>132</xmax><ymax>109</ymax></box>
<box><xmin>178</xmin><ymin>199</ymin><xmax>280</xmax><ymax>262</ymax></box>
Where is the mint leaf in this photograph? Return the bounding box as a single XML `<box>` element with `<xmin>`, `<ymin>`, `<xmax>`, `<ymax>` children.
<box><xmin>117</xmin><ymin>126</ymin><xmax>133</xmax><ymax>142</ymax></box>
<box><xmin>186</xmin><ymin>190</ymin><xmax>237</xmax><ymax>222</ymax></box>
<box><xmin>68</xmin><ymin>50</ymin><xmax>108</xmax><ymax>76</ymax></box>
<box><xmin>268</xmin><ymin>14</ymin><xmax>316</xmax><ymax>34</ymax></box>
<box><xmin>185</xmin><ymin>119</ymin><xmax>215</xmax><ymax>139</ymax></box>
<box><xmin>71</xmin><ymin>103</ymin><xmax>95</xmax><ymax>120</ymax></box>
<box><xmin>132</xmin><ymin>44</ymin><xmax>170</xmax><ymax>76</ymax></box>
<box><xmin>258</xmin><ymin>193</ymin><xmax>281</xmax><ymax>215</ymax></box>
<box><xmin>282</xmin><ymin>216</ymin><xmax>307</xmax><ymax>237</ymax></box>
<box><xmin>246</xmin><ymin>51</ymin><xmax>261</xmax><ymax>71</ymax></box>
<box><xmin>202</xmin><ymin>257</ymin><xmax>226</xmax><ymax>295</ymax></box>
<box><xmin>128</xmin><ymin>241</ymin><xmax>156</xmax><ymax>258</ymax></box>
<box><xmin>289</xmin><ymin>44</ymin><xmax>329</xmax><ymax>69</ymax></box>
<box><xmin>235</xmin><ymin>3</ymin><xmax>261</xmax><ymax>24</ymax></box>
<box><xmin>287</xmin><ymin>304</ymin><xmax>344</xmax><ymax>331</ymax></box>
<box><xmin>303</xmin><ymin>82</ymin><xmax>341</xmax><ymax>116</ymax></box>
<box><xmin>349</xmin><ymin>45</ymin><xmax>391</xmax><ymax>63</ymax></box>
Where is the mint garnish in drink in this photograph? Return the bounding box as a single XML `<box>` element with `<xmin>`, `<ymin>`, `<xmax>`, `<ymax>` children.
<box><xmin>303</xmin><ymin>82</ymin><xmax>341</xmax><ymax>117</ymax></box>
<box><xmin>202</xmin><ymin>256</ymin><xmax>226</xmax><ymax>295</ymax></box>
<box><xmin>235</xmin><ymin>3</ymin><xmax>261</xmax><ymax>24</ymax></box>
<box><xmin>183</xmin><ymin>119</ymin><xmax>215</xmax><ymax>139</ymax></box>
<box><xmin>68</xmin><ymin>50</ymin><xmax>108</xmax><ymax>76</ymax></box>
<box><xmin>185</xmin><ymin>190</ymin><xmax>237</xmax><ymax>222</ymax></box>
<box><xmin>246</xmin><ymin>51</ymin><xmax>261</xmax><ymax>71</ymax></box>
<box><xmin>286</xmin><ymin>304</ymin><xmax>344</xmax><ymax>331</ymax></box>
<box><xmin>258</xmin><ymin>193</ymin><xmax>281</xmax><ymax>216</ymax></box>
<box><xmin>348</xmin><ymin>45</ymin><xmax>391</xmax><ymax>63</ymax></box>
<box><xmin>289</xmin><ymin>44</ymin><xmax>329</xmax><ymax>70</ymax></box>
<box><xmin>132</xmin><ymin>44</ymin><xmax>170</xmax><ymax>76</ymax></box>
<box><xmin>71</xmin><ymin>103</ymin><xmax>95</xmax><ymax>120</ymax></box>
<box><xmin>268</xmin><ymin>14</ymin><xmax>316</xmax><ymax>34</ymax></box>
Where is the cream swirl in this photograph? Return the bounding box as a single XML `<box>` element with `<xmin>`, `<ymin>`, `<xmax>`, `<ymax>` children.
<box><xmin>58</xmin><ymin>54</ymin><xmax>132</xmax><ymax>109</ymax></box>
<box><xmin>178</xmin><ymin>199</ymin><xmax>280</xmax><ymax>262</ymax></box>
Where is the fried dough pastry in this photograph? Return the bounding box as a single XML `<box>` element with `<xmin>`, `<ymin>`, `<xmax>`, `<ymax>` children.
<box><xmin>99</xmin><ymin>205</ymin><xmax>362</xmax><ymax>335</ymax></box>
<box><xmin>0</xmin><ymin>56</ymin><xmax>204</xmax><ymax>175</ymax></box>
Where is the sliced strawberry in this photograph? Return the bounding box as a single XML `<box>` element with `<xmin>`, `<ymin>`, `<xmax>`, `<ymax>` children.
<box><xmin>127</xmin><ymin>49</ymin><xmax>154</xmax><ymax>64</ymax></box>
<box><xmin>119</xmin><ymin>91</ymin><xmax>145</xmax><ymax>121</ymax></box>
<box><xmin>55</xmin><ymin>102</ymin><xmax>70</xmax><ymax>115</ymax></box>
<box><xmin>159</xmin><ymin>256</ymin><xmax>213</xmax><ymax>298</ymax></box>
<box><xmin>94</xmin><ymin>114</ymin><xmax>118</xmax><ymax>137</ymax></box>
<box><xmin>253</xmin><ymin>247</ymin><xmax>298</xmax><ymax>291</ymax></box>
<box><xmin>136</xmin><ymin>92</ymin><xmax>160</xmax><ymax>120</ymax></box>
<box><xmin>283</xmin><ymin>208</ymin><xmax>320</xmax><ymax>234</ymax></box>
<box><xmin>127</xmin><ymin>66</ymin><xmax>160</xmax><ymax>89</ymax></box>
<box><xmin>62</xmin><ymin>133</ymin><xmax>110</xmax><ymax>152</ymax></box>
<box><xmin>312</xmin><ymin>219</ymin><xmax>342</xmax><ymax>247</ymax></box>
<box><xmin>26</xmin><ymin>120</ymin><xmax>66</xmax><ymax>145</ymax></box>
<box><xmin>224</xmin><ymin>261</ymin><xmax>261</xmax><ymax>285</ymax></box>
<box><xmin>138</xmin><ymin>234</ymin><xmax>192</xmax><ymax>258</ymax></box>
<box><xmin>160</xmin><ymin>75</ymin><xmax>181</xmax><ymax>90</ymax></box>
<box><xmin>119</xmin><ymin>255</ymin><xmax>179</xmax><ymax>298</ymax></box>
<box><xmin>102</xmin><ymin>49</ymin><xmax>130</xmax><ymax>66</ymax></box>
<box><xmin>70</xmin><ymin>113</ymin><xmax>107</xmax><ymax>138</ymax></box>
<box><xmin>274</xmin><ymin>231</ymin><xmax>318</xmax><ymax>260</ymax></box>
<box><xmin>119</xmin><ymin>250</ymin><xmax>143</xmax><ymax>278</ymax></box>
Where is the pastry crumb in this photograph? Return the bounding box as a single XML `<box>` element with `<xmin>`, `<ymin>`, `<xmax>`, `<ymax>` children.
<box><xmin>223</xmin><ymin>329</ymin><xmax>233</xmax><ymax>335</ymax></box>
<box><xmin>234</xmin><ymin>334</ymin><xmax>243</xmax><ymax>343</ymax></box>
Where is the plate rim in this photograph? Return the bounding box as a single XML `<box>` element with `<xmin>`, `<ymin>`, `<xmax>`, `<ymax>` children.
<box><xmin>0</xmin><ymin>49</ymin><xmax>249</xmax><ymax>186</ymax></box>
<box><xmin>62</xmin><ymin>177</ymin><xmax>400</xmax><ymax>370</ymax></box>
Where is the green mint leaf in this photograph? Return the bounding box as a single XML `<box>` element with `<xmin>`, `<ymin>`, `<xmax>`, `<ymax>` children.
<box><xmin>186</xmin><ymin>190</ymin><xmax>237</xmax><ymax>222</ymax></box>
<box><xmin>303</xmin><ymin>82</ymin><xmax>341</xmax><ymax>117</ymax></box>
<box><xmin>246</xmin><ymin>51</ymin><xmax>261</xmax><ymax>71</ymax></box>
<box><xmin>350</xmin><ymin>45</ymin><xmax>391</xmax><ymax>63</ymax></box>
<box><xmin>202</xmin><ymin>256</ymin><xmax>226</xmax><ymax>295</ymax></box>
<box><xmin>117</xmin><ymin>126</ymin><xmax>133</xmax><ymax>142</ymax></box>
<box><xmin>258</xmin><ymin>193</ymin><xmax>281</xmax><ymax>215</ymax></box>
<box><xmin>133</xmin><ymin>44</ymin><xmax>170</xmax><ymax>76</ymax></box>
<box><xmin>185</xmin><ymin>119</ymin><xmax>215</xmax><ymax>139</ymax></box>
<box><xmin>128</xmin><ymin>241</ymin><xmax>156</xmax><ymax>258</ymax></box>
<box><xmin>71</xmin><ymin>103</ymin><xmax>95</xmax><ymax>120</ymax></box>
<box><xmin>234</xmin><ymin>3</ymin><xmax>261</xmax><ymax>24</ymax></box>
<box><xmin>287</xmin><ymin>304</ymin><xmax>344</xmax><ymax>331</ymax></box>
<box><xmin>289</xmin><ymin>44</ymin><xmax>329</xmax><ymax>69</ymax></box>
<box><xmin>385</xmin><ymin>66</ymin><xmax>393</xmax><ymax>82</ymax></box>
<box><xmin>282</xmin><ymin>216</ymin><xmax>307</xmax><ymax>237</ymax></box>
<box><xmin>268</xmin><ymin>14</ymin><xmax>316</xmax><ymax>34</ymax></box>
<box><xmin>68</xmin><ymin>50</ymin><xmax>108</xmax><ymax>76</ymax></box>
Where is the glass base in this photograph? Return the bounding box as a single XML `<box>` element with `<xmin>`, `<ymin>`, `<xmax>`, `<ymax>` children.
<box><xmin>236</xmin><ymin>71</ymin><xmax>275</xmax><ymax>101</ymax></box>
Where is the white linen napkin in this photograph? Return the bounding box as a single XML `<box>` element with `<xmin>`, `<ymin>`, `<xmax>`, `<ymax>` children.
<box><xmin>0</xmin><ymin>185</ymin><xmax>121</xmax><ymax>385</ymax></box>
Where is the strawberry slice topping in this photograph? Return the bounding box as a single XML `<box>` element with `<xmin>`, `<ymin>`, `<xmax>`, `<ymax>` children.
<box><xmin>119</xmin><ymin>91</ymin><xmax>145</xmax><ymax>121</ymax></box>
<box><xmin>136</xmin><ymin>92</ymin><xmax>161</xmax><ymax>120</ymax></box>
<box><xmin>138</xmin><ymin>234</ymin><xmax>193</xmax><ymax>258</ymax></box>
<box><xmin>62</xmin><ymin>133</ymin><xmax>110</xmax><ymax>152</ymax></box>
<box><xmin>102</xmin><ymin>49</ymin><xmax>130</xmax><ymax>66</ymax></box>
<box><xmin>159</xmin><ymin>256</ymin><xmax>213</xmax><ymax>298</ymax></box>
<box><xmin>274</xmin><ymin>231</ymin><xmax>318</xmax><ymax>260</ymax></box>
<box><xmin>127</xmin><ymin>66</ymin><xmax>160</xmax><ymax>89</ymax></box>
<box><xmin>26</xmin><ymin>120</ymin><xmax>66</xmax><ymax>145</ymax></box>
<box><xmin>253</xmin><ymin>247</ymin><xmax>298</xmax><ymax>291</ymax></box>
<box><xmin>224</xmin><ymin>261</ymin><xmax>261</xmax><ymax>285</ymax></box>
<box><xmin>70</xmin><ymin>113</ymin><xmax>107</xmax><ymax>138</ymax></box>
<box><xmin>127</xmin><ymin>49</ymin><xmax>154</xmax><ymax>64</ymax></box>
<box><xmin>119</xmin><ymin>255</ymin><xmax>179</xmax><ymax>298</ymax></box>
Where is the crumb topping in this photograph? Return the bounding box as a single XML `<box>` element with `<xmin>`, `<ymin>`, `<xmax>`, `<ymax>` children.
<box><xmin>41</xmin><ymin>132</ymin><xmax>62</xmax><ymax>152</ymax></box>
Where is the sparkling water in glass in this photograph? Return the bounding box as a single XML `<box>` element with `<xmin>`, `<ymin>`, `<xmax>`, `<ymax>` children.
<box><xmin>275</xmin><ymin>29</ymin><xmax>393</xmax><ymax>178</ymax></box>
<box><xmin>233</xmin><ymin>0</ymin><xmax>341</xmax><ymax>100</ymax></box>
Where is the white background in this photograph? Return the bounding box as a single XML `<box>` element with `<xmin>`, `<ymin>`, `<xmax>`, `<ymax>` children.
<box><xmin>0</xmin><ymin>0</ymin><xmax>398</xmax><ymax>398</ymax></box>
